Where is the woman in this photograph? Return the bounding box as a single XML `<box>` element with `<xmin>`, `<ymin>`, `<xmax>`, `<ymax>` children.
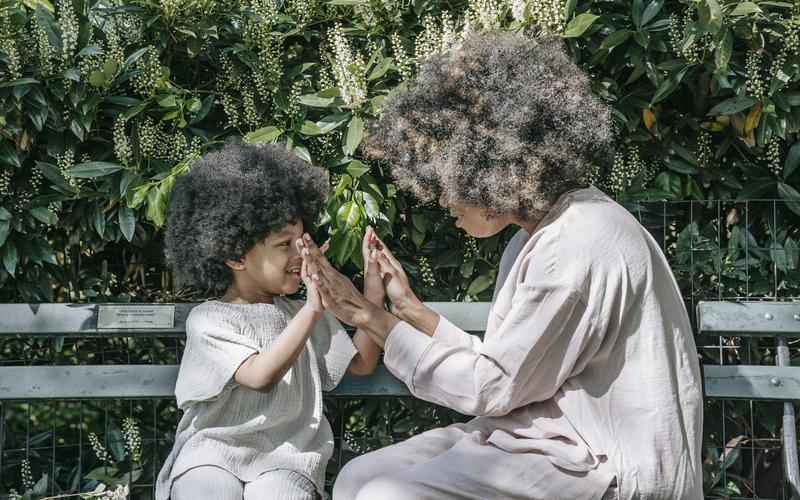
<box><xmin>299</xmin><ymin>32</ymin><xmax>703</xmax><ymax>500</ymax></box>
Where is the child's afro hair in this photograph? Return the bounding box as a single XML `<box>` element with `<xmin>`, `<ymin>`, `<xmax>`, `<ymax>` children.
<box><xmin>164</xmin><ymin>142</ymin><xmax>328</xmax><ymax>293</ymax></box>
<box><xmin>365</xmin><ymin>32</ymin><xmax>614</xmax><ymax>218</ymax></box>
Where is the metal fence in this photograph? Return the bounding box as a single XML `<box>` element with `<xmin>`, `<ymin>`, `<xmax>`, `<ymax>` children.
<box><xmin>1</xmin><ymin>199</ymin><xmax>799</xmax><ymax>499</ymax></box>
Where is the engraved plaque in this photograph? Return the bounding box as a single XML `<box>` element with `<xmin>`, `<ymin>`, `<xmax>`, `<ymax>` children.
<box><xmin>97</xmin><ymin>305</ymin><xmax>175</xmax><ymax>329</ymax></box>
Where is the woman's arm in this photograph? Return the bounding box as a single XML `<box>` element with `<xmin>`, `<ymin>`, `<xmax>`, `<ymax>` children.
<box><xmin>347</xmin><ymin>227</ymin><xmax>384</xmax><ymax>376</ymax></box>
<box><xmin>234</xmin><ymin>304</ymin><xmax>321</xmax><ymax>391</ymax></box>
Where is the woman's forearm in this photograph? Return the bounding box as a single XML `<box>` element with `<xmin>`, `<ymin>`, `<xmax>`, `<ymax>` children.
<box><xmin>234</xmin><ymin>305</ymin><xmax>320</xmax><ymax>391</ymax></box>
<box><xmin>393</xmin><ymin>300</ymin><xmax>440</xmax><ymax>337</ymax></box>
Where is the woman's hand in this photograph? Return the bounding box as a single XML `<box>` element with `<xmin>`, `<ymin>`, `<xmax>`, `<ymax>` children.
<box><xmin>371</xmin><ymin>234</ymin><xmax>423</xmax><ymax>320</ymax></box>
<box><xmin>363</xmin><ymin>226</ymin><xmax>385</xmax><ymax>307</ymax></box>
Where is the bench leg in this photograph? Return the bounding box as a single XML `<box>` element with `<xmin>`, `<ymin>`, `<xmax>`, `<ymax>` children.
<box><xmin>777</xmin><ymin>338</ymin><xmax>800</xmax><ymax>499</ymax></box>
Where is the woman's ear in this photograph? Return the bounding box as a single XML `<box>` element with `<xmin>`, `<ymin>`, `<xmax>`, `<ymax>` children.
<box><xmin>225</xmin><ymin>257</ymin><xmax>246</xmax><ymax>271</ymax></box>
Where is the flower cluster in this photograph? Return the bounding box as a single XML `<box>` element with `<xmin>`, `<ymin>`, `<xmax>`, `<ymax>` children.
<box><xmin>696</xmin><ymin>130</ymin><xmax>713</xmax><ymax>168</ymax></box>
<box><xmin>242</xmin><ymin>87</ymin><xmax>259</xmax><ymax>130</ymax></box>
<box><xmin>89</xmin><ymin>432</ymin><xmax>112</xmax><ymax>463</ymax></box>
<box><xmin>415</xmin><ymin>13</ymin><xmax>460</xmax><ymax>65</ymax></box>
<box><xmin>221</xmin><ymin>93</ymin><xmax>241</xmax><ymax>129</ymax></box>
<box><xmin>57</xmin><ymin>0</ymin><xmax>80</xmax><ymax>67</ymax></box>
<box><xmin>770</xmin><ymin>17</ymin><xmax>799</xmax><ymax>87</ymax></box>
<box><xmin>746</xmin><ymin>48</ymin><xmax>765</xmax><ymax>100</ymax></box>
<box><xmin>0</xmin><ymin>168</ymin><xmax>11</xmax><ymax>197</ymax></box>
<box><xmin>20</xmin><ymin>458</ymin><xmax>33</xmax><ymax>492</ymax></box>
<box><xmin>122</xmin><ymin>417</ymin><xmax>142</xmax><ymax>463</ymax></box>
<box><xmin>329</xmin><ymin>23</ymin><xmax>368</xmax><ymax>107</ymax></box>
<box><xmin>391</xmin><ymin>34</ymin><xmax>414</xmax><ymax>81</ymax></box>
<box><xmin>465</xmin><ymin>0</ymin><xmax>504</xmax><ymax>32</ymax></box>
<box><xmin>0</xmin><ymin>7</ymin><xmax>21</xmax><ymax>81</ymax></box>
<box><xmin>528</xmin><ymin>0</ymin><xmax>566</xmax><ymax>35</ymax></box>
<box><xmin>462</xmin><ymin>236</ymin><xmax>478</xmax><ymax>265</ymax></box>
<box><xmin>287</xmin><ymin>0</ymin><xmax>316</xmax><ymax>25</ymax></box>
<box><xmin>418</xmin><ymin>256</ymin><xmax>436</xmax><ymax>286</ymax></box>
<box><xmin>669</xmin><ymin>9</ymin><xmax>705</xmax><ymax>64</ymax></box>
<box><xmin>608</xmin><ymin>145</ymin><xmax>645</xmax><ymax>193</ymax></box>
<box><xmin>113</xmin><ymin>118</ymin><xmax>133</xmax><ymax>166</ymax></box>
<box><xmin>33</xmin><ymin>16</ymin><xmax>55</xmax><ymax>76</ymax></box>
<box><xmin>764</xmin><ymin>137</ymin><xmax>782</xmax><ymax>176</ymax></box>
<box><xmin>56</xmin><ymin>148</ymin><xmax>79</xmax><ymax>189</ymax></box>
<box><xmin>131</xmin><ymin>47</ymin><xmax>163</xmax><ymax>96</ymax></box>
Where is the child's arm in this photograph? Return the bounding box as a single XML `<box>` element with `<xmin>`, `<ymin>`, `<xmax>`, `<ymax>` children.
<box><xmin>234</xmin><ymin>258</ymin><xmax>324</xmax><ymax>392</ymax></box>
<box><xmin>347</xmin><ymin>227</ymin><xmax>384</xmax><ymax>376</ymax></box>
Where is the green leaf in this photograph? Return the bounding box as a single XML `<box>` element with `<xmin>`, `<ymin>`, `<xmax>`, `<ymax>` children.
<box><xmin>0</xmin><ymin>78</ymin><xmax>39</xmax><ymax>88</ymax></box>
<box><xmin>330</xmin><ymin>230</ymin><xmax>358</xmax><ymax>265</ymax></box>
<box><xmin>0</xmin><ymin>220</ymin><xmax>9</xmax><ymax>247</ymax></box>
<box><xmin>69</xmin><ymin>161</ymin><xmax>125</xmax><ymax>178</ymax></box>
<box><xmin>94</xmin><ymin>206</ymin><xmax>106</xmax><ymax>237</ymax></box>
<box><xmin>190</xmin><ymin>94</ymin><xmax>215</xmax><ymax>124</ymax></box>
<box><xmin>298</xmin><ymin>94</ymin><xmax>335</xmax><ymax>107</ymax></box>
<box><xmin>0</xmin><ymin>207</ymin><xmax>10</xmax><ymax>221</ymax></box>
<box><xmin>368</xmin><ymin>57</ymin><xmax>392</xmax><ymax>81</ymax></box>
<box><xmin>600</xmin><ymin>30</ymin><xmax>632</xmax><ymax>50</ymax></box>
<box><xmin>124</xmin><ymin>47</ymin><xmax>149</xmax><ymax>67</ymax></box>
<box><xmin>29</xmin><ymin>207</ymin><xmax>58</xmax><ymax>225</ymax></box>
<box><xmin>730</xmin><ymin>2</ymin><xmax>761</xmax><ymax>16</ymax></box>
<box><xmin>714</xmin><ymin>30</ymin><xmax>733</xmax><ymax>72</ymax></box>
<box><xmin>88</xmin><ymin>70</ymin><xmax>105</xmax><ymax>87</ymax></box>
<box><xmin>158</xmin><ymin>95</ymin><xmax>177</xmax><ymax>108</ymax></box>
<box><xmin>337</xmin><ymin>201</ymin><xmax>362</xmax><ymax>228</ymax></box>
<box><xmin>778</xmin><ymin>182</ymin><xmax>800</xmax><ymax>216</ymax></box>
<box><xmin>316</xmin><ymin>113</ymin><xmax>350</xmax><ymax>134</ymax></box>
<box><xmin>2</xmin><ymin>242</ymin><xmax>17</xmax><ymax>276</ymax></box>
<box><xmin>698</xmin><ymin>0</ymin><xmax>723</xmax><ymax>34</ymax></box>
<box><xmin>707</xmin><ymin>95</ymin><xmax>758</xmax><ymax>115</ymax></box>
<box><xmin>327</xmin><ymin>0</ymin><xmax>368</xmax><ymax>4</ymax></box>
<box><xmin>300</xmin><ymin>120</ymin><xmax>323</xmax><ymax>136</ymax></box>
<box><xmin>361</xmin><ymin>191</ymin><xmax>381</xmax><ymax>219</ymax></box>
<box><xmin>641</xmin><ymin>0</ymin><xmax>664</xmax><ymax>26</ymax></box>
<box><xmin>563</xmin><ymin>13</ymin><xmax>599</xmax><ymax>38</ymax></box>
<box><xmin>346</xmin><ymin>160</ymin><xmax>370</xmax><ymax>178</ymax></box>
<box><xmin>651</xmin><ymin>66</ymin><xmax>688</xmax><ymax>104</ymax></box>
<box><xmin>293</xmin><ymin>145</ymin><xmax>311</xmax><ymax>163</ymax></box>
<box><xmin>244</xmin><ymin>126</ymin><xmax>283</xmax><ymax>144</ymax></box>
<box><xmin>563</xmin><ymin>0</ymin><xmax>577</xmax><ymax>20</ymax></box>
<box><xmin>118</xmin><ymin>205</ymin><xmax>136</xmax><ymax>242</ymax></box>
<box><xmin>344</xmin><ymin>116</ymin><xmax>364</xmax><ymax>156</ymax></box>
<box><xmin>784</xmin><ymin>142</ymin><xmax>800</xmax><ymax>178</ymax></box>
<box><xmin>467</xmin><ymin>273</ymin><xmax>495</xmax><ymax>296</ymax></box>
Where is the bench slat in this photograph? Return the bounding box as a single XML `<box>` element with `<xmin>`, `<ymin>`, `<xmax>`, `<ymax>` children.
<box><xmin>697</xmin><ymin>301</ymin><xmax>800</xmax><ymax>337</ymax></box>
<box><xmin>0</xmin><ymin>302</ymin><xmax>491</xmax><ymax>337</ymax></box>
<box><xmin>704</xmin><ymin>365</ymin><xmax>800</xmax><ymax>400</ymax></box>
<box><xmin>0</xmin><ymin>365</ymin><xmax>408</xmax><ymax>400</ymax></box>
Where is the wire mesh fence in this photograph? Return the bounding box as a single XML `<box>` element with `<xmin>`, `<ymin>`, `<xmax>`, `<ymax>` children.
<box><xmin>0</xmin><ymin>199</ymin><xmax>798</xmax><ymax>499</ymax></box>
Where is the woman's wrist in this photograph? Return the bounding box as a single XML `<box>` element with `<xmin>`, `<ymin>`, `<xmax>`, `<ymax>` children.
<box><xmin>393</xmin><ymin>299</ymin><xmax>440</xmax><ymax>337</ymax></box>
<box><xmin>355</xmin><ymin>303</ymin><xmax>400</xmax><ymax>346</ymax></box>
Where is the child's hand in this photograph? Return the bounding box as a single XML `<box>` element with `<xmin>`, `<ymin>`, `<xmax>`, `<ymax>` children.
<box><xmin>298</xmin><ymin>240</ymin><xmax>325</xmax><ymax>315</ymax></box>
<box><xmin>363</xmin><ymin>226</ymin><xmax>385</xmax><ymax>307</ymax></box>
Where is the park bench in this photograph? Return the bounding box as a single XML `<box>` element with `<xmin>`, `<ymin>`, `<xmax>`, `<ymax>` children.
<box><xmin>698</xmin><ymin>301</ymin><xmax>800</xmax><ymax>499</ymax></box>
<box><xmin>2</xmin><ymin>301</ymin><xmax>800</xmax><ymax>498</ymax></box>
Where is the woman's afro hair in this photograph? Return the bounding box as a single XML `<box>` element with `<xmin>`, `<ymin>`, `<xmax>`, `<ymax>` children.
<box><xmin>365</xmin><ymin>32</ymin><xmax>614</xmax><ymax>217</ymax></box>
<box><xmin>164</xmin><ymin>142</ymin><xmax>328</xmax><ymax>293</ymax></box>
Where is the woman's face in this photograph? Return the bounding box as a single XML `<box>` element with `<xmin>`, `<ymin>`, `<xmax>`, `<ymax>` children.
<box><xmin>227</xmin><ymin>220</ymin><xmax>306</xmax><ymax>298</ymax></box>
<box><xmin>441</xmin><ymin>198</ymin><xmax>514</xmax><ymax>238</ymax></box>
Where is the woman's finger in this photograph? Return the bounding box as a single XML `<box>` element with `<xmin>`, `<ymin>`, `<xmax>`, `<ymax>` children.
<box><xmin>375</xmin><ymin>251</ymin><xmax>399</xmax><ymax>279</ymax></box>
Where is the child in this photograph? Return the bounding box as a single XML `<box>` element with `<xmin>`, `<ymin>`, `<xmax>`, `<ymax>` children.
<box><xmin>155</xmin><ymin>142</ymin><xmax>382</xmax><ymax>500</ymax></box>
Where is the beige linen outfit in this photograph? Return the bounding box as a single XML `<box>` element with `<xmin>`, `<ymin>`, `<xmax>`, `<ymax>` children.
<box><xmin>334</xmin><ymin>187</ymin><xmax>703</xmax><ymax>500</ymax></box>
<box><xmin>156</xmin><ymin>298</ymin><xmax>357</xmax><ymax>500</ymax></box>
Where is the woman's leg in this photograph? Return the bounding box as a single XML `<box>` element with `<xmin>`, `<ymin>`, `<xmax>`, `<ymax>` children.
<box><xmin>332</xmin><ymin>423</ymin><xmax>472</xmax><ymax>500</ymax></box>
<box><xmin>244</xmin><ymin>469</ymin><xmax>318</xmax><ymax>500</ymax></box>
<box><xmin>171</xmin><ymin>465</ymin><xmax>244</xmax><ymax>500</ymax></box>
<box><xmin>354</xmin><ymin>432</ymin><xmax>617</xmax><ymax>500</ymax></box>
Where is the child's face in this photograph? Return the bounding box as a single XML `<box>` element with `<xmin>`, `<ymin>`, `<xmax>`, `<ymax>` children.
<box><xmin>230</xmin><ymin>220</ymin><xmax>306</xmax><ymax>298</ymax></box>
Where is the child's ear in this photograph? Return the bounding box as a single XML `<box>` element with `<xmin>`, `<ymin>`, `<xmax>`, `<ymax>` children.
<box><xmin>225</xmin><ymin>258</ymin><xmax>246</xmax><ymax>271</ymax></box>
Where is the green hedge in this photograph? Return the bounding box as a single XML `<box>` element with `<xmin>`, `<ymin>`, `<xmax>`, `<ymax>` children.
<box><xmin>2</xmin><ymin>0</ymin><xmax>800</xmax><ymax>496</ymax></box>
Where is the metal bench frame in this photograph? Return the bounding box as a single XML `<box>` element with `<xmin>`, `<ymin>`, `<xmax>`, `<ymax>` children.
<box><xmin>698</xmin><ymin>301</ymin><xmax>800</xmax><ymax>499</ymax></box>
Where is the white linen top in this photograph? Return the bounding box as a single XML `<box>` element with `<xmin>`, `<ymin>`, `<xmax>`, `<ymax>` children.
<box><xmin>155</xmin><ymin>298</ymin><xmax>357</xmax><ymax>500</ymax></box>
<box><xmin>384</xmin><ymin>187</ymin><xmax>704</xmax><ymax>500</ymax></box>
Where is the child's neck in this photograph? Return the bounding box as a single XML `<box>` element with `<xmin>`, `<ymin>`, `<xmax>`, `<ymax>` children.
<box><xmin>221</xmin><ymin>283</ymin><xmax>275</xmax><ymax>305</ymax></box>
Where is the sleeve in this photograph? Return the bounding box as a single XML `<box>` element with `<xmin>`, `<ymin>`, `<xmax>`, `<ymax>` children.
<box><xmin>174</xmin><ymin>310</ymin><xmax>260</xmax><ymax>408</ymax></box>
<box><xmin>311</xmin><ymin>311</ymin><xmax>357</xmax><ymax>391</ymax></box>
<box><xmin>384</xmin><ymin>258</ymin><xmax>602</xmax><ymax>417</ymax></box>
<box><xmin>432</xmin><ymin>315</ymin><xmax>484</xmax><ymax>350</ymax></box>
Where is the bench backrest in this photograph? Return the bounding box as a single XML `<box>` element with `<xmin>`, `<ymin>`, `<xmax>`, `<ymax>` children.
<box><xmin>0</xmin><ymin>302</ymin><xmax>491</xmax><ymax>400</ymax></box>
<box><xmin>697</xmin><ymin>301</ymin><xmax>800</xmax><ymax>401</ymax></box>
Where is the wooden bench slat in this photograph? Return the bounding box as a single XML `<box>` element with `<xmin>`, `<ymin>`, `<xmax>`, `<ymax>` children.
<box><xmin>697</xmin><ymin>301</ymin><xmax>800</xmax><ymax>337</ymax></box>
<box><xmin>0</xmin><ymin>302</ymin><xmax>491</xmax><ymax>337</ymax></box>
<box><xmin>0</xmin><ymin>365</ymin><xmax>408</xmax><ymax>400</ymax></box>
<box><xmin>704</xmin><ymin>365</ymin><xmax>800</xmax><ymax>400</ymax></box>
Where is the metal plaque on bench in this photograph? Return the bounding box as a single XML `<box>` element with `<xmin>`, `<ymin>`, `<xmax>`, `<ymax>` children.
<box><xmin>97</xmin><ymin>305</ymin><xmax>175</xmax><ymax>329</ymax></box>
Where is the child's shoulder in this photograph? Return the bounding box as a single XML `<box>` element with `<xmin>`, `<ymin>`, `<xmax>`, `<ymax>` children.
<box><xmin>186</xmin><ymin>300</ymin><xmax>246</xmax><ymax>332</ymax></box>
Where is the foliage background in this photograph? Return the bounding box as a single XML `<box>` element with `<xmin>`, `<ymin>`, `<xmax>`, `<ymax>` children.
<box><xmin>1</xmin><ymin>0</ymin><xmax>800</xmax><ymax>497</ymax></box>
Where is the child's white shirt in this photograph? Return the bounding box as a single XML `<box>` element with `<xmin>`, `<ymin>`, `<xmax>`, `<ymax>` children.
<box><xmin>155</xmin><ymin>298</ymin><xmax>357</xmax><ymax>499</ymax></box>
